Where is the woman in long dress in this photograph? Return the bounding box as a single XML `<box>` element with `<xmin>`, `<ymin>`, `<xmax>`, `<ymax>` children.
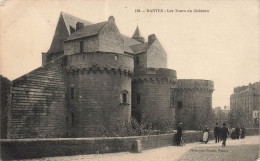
<box><xmin>203</xmin><ymin>125</ymin><xmax>210</xmax><ymax>143</ymax></box>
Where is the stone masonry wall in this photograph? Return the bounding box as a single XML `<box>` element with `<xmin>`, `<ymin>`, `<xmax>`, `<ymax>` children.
<box><xmin>66</xmin><ymin>52</ymin><xmax>134</xmax><ymax>137</ymax></box>
<box><xmin>7</xmin><ymin>57</ymin><xmax>67</xmax><ymax>139</ymax></box>
<box><xmin>132</xmin><ymin>68</ymin><xmax>177</xmax><ymax>126</ymax></box>
<box><xmin>0</xmin><ymin>76</ymin><xmax>11</xmax><ymax>139</ymax></box>
<box><xmin>175</xmin><ymin>79</ymin><xmax>214</xmax><ymax>130</ymax></box>
<box><xmin>1</xmin><ymin>128</ymin><xmax>258</xmax><ymax>159</ymax></box>
<box><xmin>146</xmin><ymin>39</ymin><xmax>167</xmax><ymax>69</ymax></box>
<box><xmin>3</xmin><ymin>129</ymin><xmax>249</xmax><ymax>160</ymax></box>
<box><xmin>67</xmin><ymin>71</ymin><xmax>132</xmax><ymax>137</ymax></box>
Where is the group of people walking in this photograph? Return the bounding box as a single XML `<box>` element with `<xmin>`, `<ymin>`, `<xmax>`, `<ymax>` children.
<box><xmin>213</xmin><ymin>123</ymin><xmax>229</xmax><ymax>146</ymax></box>
<box><xmin>176</xmin><ymin>122</ymin><xmax>244</xmax><ymax>147</ymax></box>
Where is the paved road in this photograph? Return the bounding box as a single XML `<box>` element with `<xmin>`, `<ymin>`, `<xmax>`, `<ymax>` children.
<box><xmin>21</xmin><ymin>136</ymin><xmax>259</xmax><ymax>161</ymax></box>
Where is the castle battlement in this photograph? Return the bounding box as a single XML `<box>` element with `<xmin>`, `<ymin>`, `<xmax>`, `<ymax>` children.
<box><xmin>135</xmin><ymin>68</ymin><xmax>176</xmax><ymax>78</ymax></box>
<box><xmin>66</xmin><ymin>52</ymin><xmax>134</xmax><ymax>73</ymax></box>
<box><xmin>176</xmin><ymin>79</ymin><xmax>214</xmax><ymax>91</ymax></box>
<box><xmin>66</xmin><ymin>67</ymin><xmax>134</xmax><ymax>78</ymax></box>
<box><xmin>133</xmin><ymin>68</ymin><xmax>177</xmax><ymax>84</ymax></box>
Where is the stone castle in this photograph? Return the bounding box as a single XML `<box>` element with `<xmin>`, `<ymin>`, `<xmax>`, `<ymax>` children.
<box><xmin>5</xmin><ymin>12</ymin><xmax>214</xmax><ymax>139</ymax></box>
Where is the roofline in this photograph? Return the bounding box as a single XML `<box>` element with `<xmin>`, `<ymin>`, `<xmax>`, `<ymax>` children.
<box><xmin>64</xmin><ymin>33</ymin><xmax>98</xmax><ymax>42</ymax></box>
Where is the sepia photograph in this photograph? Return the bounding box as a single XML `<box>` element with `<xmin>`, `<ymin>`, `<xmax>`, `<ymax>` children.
<box><xmin>0</xmin><ymin>0</ymin><xmax>259</xmax><ymax>160</ymax></box>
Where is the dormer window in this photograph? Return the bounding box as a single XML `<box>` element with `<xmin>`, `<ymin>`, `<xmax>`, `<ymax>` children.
<box><xmin>80</xmin><ymin>41</ymin><xmax>83</xmax><ymax>53</ymax></box>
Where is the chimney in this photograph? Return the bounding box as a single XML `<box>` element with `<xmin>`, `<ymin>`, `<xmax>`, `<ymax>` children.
<box><xmin>108</xmin><ymin>16</ymin><xmax>115</xmax><ymax>22</ymax></box>
<box><xmin>76</xmin><ymin>22</ymin><xmax>84</xmax><ymax>30</ymax></box>
<box><xmin>148</xmin><ymin>34</ymin><xmax>157</xmax><ymax>45</ymax></box>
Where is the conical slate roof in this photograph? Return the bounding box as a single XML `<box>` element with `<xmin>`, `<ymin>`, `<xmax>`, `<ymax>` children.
<box><xmin>132</xmin><ymin>26</ymin><xmax>141</xmax><ymax>38</ymax></box>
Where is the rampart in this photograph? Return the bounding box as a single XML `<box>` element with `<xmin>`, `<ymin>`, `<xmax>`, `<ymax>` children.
<box><xmin>176</xmin><ymin>79</ymin><xmax>214</xmax><ymax>91</ymax></box>
<box><xmin>133</xmin><ymin>68</ymin><xmax>177</xmax><ymax>82</ymax></box>
<box><xmin>1</xmin><ymin>128</ymin><xmax>258</xmax><ymax>160</ymax></box>
<box><xmin>7</xmin><ymin>57</ymin><xmax>67</xmax><ymax>139</ymax></box>
<box><xmin>66</xmin><ymin>52</ymin><xmax>134</xmax><ymax>73</ymax></box>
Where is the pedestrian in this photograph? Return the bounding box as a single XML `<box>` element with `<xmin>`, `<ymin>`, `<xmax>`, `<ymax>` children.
<box><xmin>221</xmin><ymin>123</ymin><xmax>229</xmax><ymax>146</ymax></box>
<box><xmin>214</xmin><ymin>123</ymin><xmax>221</xmax><ymax>143</ymax></box>
<box><xmin>235</xmin><ymin>125</ymin><xmax>240</xmax><ymax>139</ymax></box>
<box><xmin>202</xmin><ymin>125</ymin><xmax>210</xmax><ymax>143</ymax></box>
<box><xmin>176</xmin><ymin>123</ymin><xmax>183</xmax><ymax>146</ymax></box>
<box><xmin>241</xmin><ymin>126</ymin><xmax>246</xmax><ymax>139</ymax></box>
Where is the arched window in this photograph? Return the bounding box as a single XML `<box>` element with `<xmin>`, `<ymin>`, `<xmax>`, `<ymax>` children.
<box><xmin>121</xmin><ymin>90</ymin><xmax>128</xmax><ymax>105</ymax></box>
<box><xmin>71</xmin><ymin>113</ymin><xmax>75</xmax><ymax>126</ymax></box>
<box><xmin>70</xmin><ymin>87</ymin><xmax>74</xmax><ymax>99</ymax></box>
<box><xmin>137</xmin><ymin>93</ymin><xmax>141</xmax><ymax>104</ymax></box>
<box><xmin>80</xmin><ymin>41</ymin><xmax>83</xmax><ymax>53</ymax></box>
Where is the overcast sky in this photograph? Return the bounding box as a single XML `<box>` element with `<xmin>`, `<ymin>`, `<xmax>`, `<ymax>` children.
<box><xmin>0</xmin><ymin>0</ymin><xmax>259</xmax><ymax>108</ymax></box>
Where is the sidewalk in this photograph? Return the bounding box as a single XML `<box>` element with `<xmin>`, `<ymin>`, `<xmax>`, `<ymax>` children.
<box><xmin>20</xmin><ymin>136</ymin><xmax>259</xmax><ymax>161</ymax></box>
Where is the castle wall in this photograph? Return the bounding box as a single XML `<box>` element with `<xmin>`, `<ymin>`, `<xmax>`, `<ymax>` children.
<box><xmin>64</xmin><ymin>36</ymin><xmax>99</xmax><ymax>55</ymax></box>
<box><xmin>66</xmin><ymin>52</ymin><xmax>134</xmax><ymax>137</ymax></box>
<box><xmin>66</xmin><ymin>52</ymin><xmax>133</xmax><ymax>70</ymax></box>
<box><xmin>132</xmin><ymin>68</ymin><xmax>177</xmax><ymax>126</ymax></box>
<box><xmin>174</xmin><ymin>79</ymin><xmax>214</xmax><ymax>130</ymax></box>
<box><xmin>134</xmin><ymin>53</ymin><xmax>147</xmax><ymax>71</ymax></box>
<box><xmin>146</xmin><ymin>39</ymin><xmax>167</xmax><ymax>68</ymax></box>
<box><xmin>7</xmin><ymin>57</ymin><xmax>67</xmax><ymax>139</ymax></box>
<box><xmin>0</xmin><ymin>76</ymin><xmax>11</xmax><ymax>139</ymax></box>
<box><xmin>98</xmin><ymin>20</ymin><xmax>124</xmax><ymax>54</ymax></box>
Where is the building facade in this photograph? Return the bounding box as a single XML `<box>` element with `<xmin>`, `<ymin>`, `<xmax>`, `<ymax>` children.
<box><xmin>214</xmin><ymin>106</ymin><xmax>230</xmax><ymax>125</ymax></box>
<box><xmin>230</xmin><ymin>82</ymin><xmax>260</xmax><ymax>127</ymax></box>
<box><xmin>5</xmin><ymin>12</ymin><xmax>214</xmax><ymax>138</ymax></box>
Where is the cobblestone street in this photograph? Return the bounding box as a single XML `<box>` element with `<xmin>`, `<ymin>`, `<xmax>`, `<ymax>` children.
<box><xmin>19</xmin><ymin>135</ymin><xmax>259</xmax><ymax>161</ymax></box>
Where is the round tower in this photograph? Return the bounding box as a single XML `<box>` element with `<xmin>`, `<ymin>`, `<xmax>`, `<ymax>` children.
<box><xmin>174</xmin><ymin>79</ymin><xmax>214</xmax><ymax>130</ymax></box>
<box><xmin>66</xmin><ymin>52</ymin><xmax>134</xmax><ymax>137</ymax></box>
<box><xmin>132</xmin><ymin>68</ymin><xmax>177</xmax><ymax>128</ymax></box>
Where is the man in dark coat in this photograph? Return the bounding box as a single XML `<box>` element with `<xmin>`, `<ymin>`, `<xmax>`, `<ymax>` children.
<box><xmin>176</xmin><ymin>123</ymin><xmax>183</xmax><ymax>146</ymax></box>
<box><xmin>214</xmin><ymin>123</ymin><xmax>221</xmax><ymax>143</ymax></box>
<box><xmin>241</xmin><ymin>127</ymin><xmax>246</xmax><ymax>139</ymax></box>
<box><xmin>235</xmin><ymin>126</ymin><xmax>240</xmax><ymax>139</ymax></box>
<box><xmin>221</xmin><ymin>123</ymin><xmax>229</xmax><ymax>146</ymax></box>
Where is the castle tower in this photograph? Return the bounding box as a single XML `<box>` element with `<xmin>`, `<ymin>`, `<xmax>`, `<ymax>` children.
<box><xmin>7</xmin><ymin>14</ymin><xmax>137</xmax><ymax>138</ymax></box>
<box><xmin>130</xmin><ymin>30</ymin><xmax>177</xmax><ymax>127</ymax></box>
<box><xmin>132</xmin><ymin>68</ymin><xmax>177</xmax><ymax>126</ymax></box>
<box><xmin>64</xmin><ymin>16</ymin><xmax>134</xmax><ymax>137</ymax></box>
<box><xmin>174</xmin><ymin>79</ymin><xmax>214</xmax><ymax>130</ymax></box>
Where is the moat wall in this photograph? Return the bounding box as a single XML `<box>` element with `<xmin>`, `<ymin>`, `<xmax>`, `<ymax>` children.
<box><xmin>2</xmin><ymin>128</ymin><xmax>258</xmax><ymax>160</ymax></box>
